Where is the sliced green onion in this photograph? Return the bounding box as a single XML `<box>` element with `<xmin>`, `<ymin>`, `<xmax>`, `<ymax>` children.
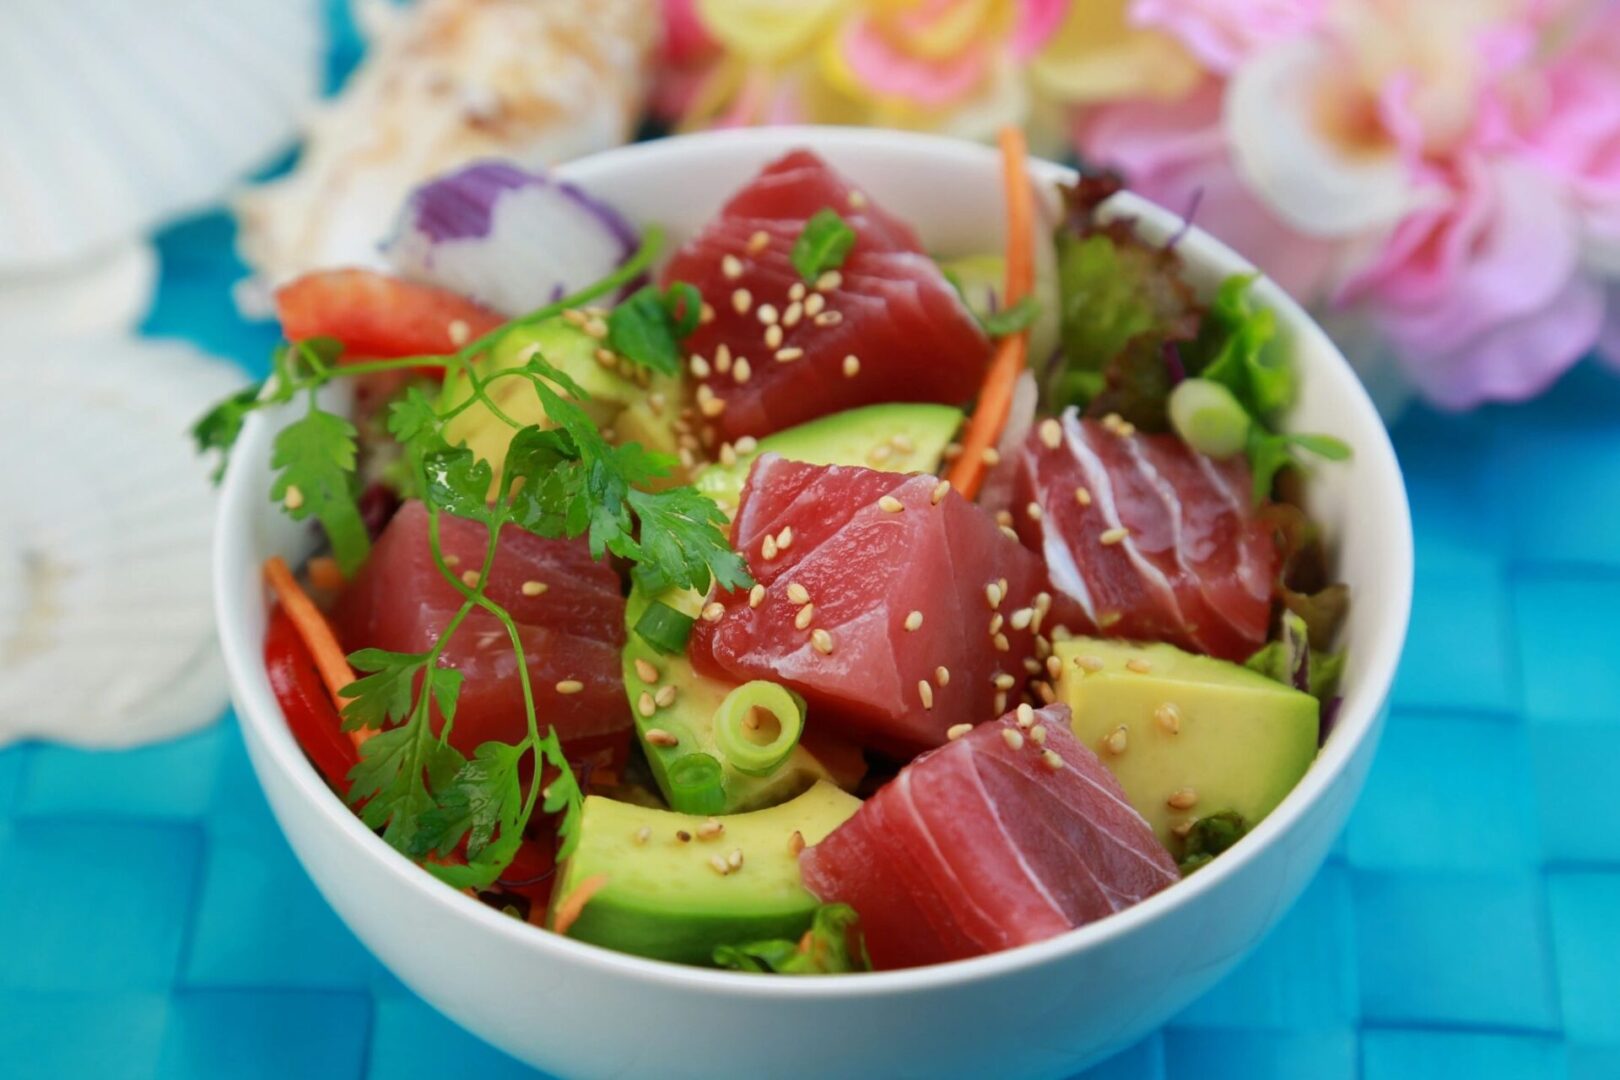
<box><xmin>713</xmin><ymin>681</ymin><xmax>805</xmax><ymax>778</ymax></box>
<box><xmin>665</xmin><ymin>752</ymin><xmax>727</xmax><ymax>815</ymax></box>
<box><xmin>635</xmin><ymin>600</ymin><xmax>696</xmax><ymax>655</ymax></box>
<box><xmin>1169</xmin><ymin>377</ymin><xmax>1252</xmax><ymax>458</ymax></box>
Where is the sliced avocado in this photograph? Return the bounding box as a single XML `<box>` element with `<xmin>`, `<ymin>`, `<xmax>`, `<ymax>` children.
<box><xmin>693</xmin><ymin>403</ymin><xmax>964</xmax><ymax>514</ymax></box>
<box><xmin>1053</xmin><ymin>637</ymin><xmax>1319</xmax><ymax>854</ymax></box>
<box><xmin>624</xmin><ymin>586</ymin><xmax>857</xmax><ymax>813</ymax></box>
<box><xmin>612</xmin><ymin>371</ymin><xmax>690</xmax><ymax>489</ymax></box>
<box><xmin>440</xmin><ymin>317</ymin><xmax>641</xmax><ymax>488</ymax></box>
<box><xmin>549</xmin><ymin>781</ymin><xmax>861</xmax><ymax>964</ymax></box>
<box><xmin>938</xmin><ymin>252</ymin><xmax>1060</xmax><ymax>364</ymax></box>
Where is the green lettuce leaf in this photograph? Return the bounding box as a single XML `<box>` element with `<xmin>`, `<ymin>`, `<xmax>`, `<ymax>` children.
<box><xmin>712</xmin><ymin>904</ymin><xmax>871</xmax><ymax>974</ymax></box>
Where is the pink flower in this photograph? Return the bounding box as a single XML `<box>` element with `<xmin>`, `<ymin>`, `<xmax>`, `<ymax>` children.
<box><xmin>1130</xmin><ymin>0</ymin><xmax>1329</xmax><ymax>73</ymax></box>
<box><xmin>1073</xmin><ymin>82</ymin><xmax>1346</xmax><ymax>301</ymax></box>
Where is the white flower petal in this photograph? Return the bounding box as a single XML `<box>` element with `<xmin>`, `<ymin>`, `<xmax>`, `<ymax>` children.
<box><xmin>1225</xmin><ymin>38</ymin><xmax>1415</xmax><ymax>237</ymax></box>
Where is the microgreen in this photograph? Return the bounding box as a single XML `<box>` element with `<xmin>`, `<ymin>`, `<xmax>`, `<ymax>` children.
<box><xmin>976</xmin><ymin>295</ymin><xmax>1042</xmax><ymax>338</ymax></box>
<box><xmin>791</xmin><ymin>208</ymin><xmax>857</xmax><ymax>283</ymax></box>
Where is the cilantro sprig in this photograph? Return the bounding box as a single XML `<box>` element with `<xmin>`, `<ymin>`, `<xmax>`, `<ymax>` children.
<box><xmin>194</xmin><ymin>225</ymin><xmax>749</xmax><ymax>885</ymax></box>
<box><xmin>791</xmin><ymin>208</ymin><xmax>856</xmax><ymax>283</ymax></box>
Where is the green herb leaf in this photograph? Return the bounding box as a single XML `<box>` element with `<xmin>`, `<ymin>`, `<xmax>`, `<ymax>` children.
<box><xmin>626</xmin><ymin>485</ymin><xmax>751</xmax><ymax>595</ymax></box>
<box><xmin>348</xmin><ymin>724</ymin><xmax>467</xmax><ymax>852</ymax></box>
<box><xmin>1178</xmin><ymin>811</ymin><xmax>1248</xmax><ymax>875</ymax></box>
<box><xmin>978</xmin><ymin>295</ymin><xmax>1042</xmax><ymax>338</ymax></box>
<box><xmin>191</xmin><ymin>382</ymin><xmax>265</xmax><ymax>482</ymax></box>
<box><xmin>422</xmin><ymin>447</ymin><xmax>496</xmax><ymax>524</ymax></box>
<box><xmin>713</xmin><ymin>904</ymin><xmax>871</xmax><ymax>974</ymax></box>
<box><xmin>1246</xmin><ymin>427</ymin><xmax>1353</xmax><ymax>503</ymax></box>
<box><xmin>1186</xmin><ymin>275</ymin><xmax>1292</xmax><ymax>420</ymax></box>
<box><xmin>606</xmin><ymin>285</ymin><xmax>687</xmax><ymax>376</ymax></box>
<box><xmin>415</xmin><ymin>740</ymin><xmax>527</xmax><ymax>867</ymax></box>
<box><xmin>340</xmin><ymin>649</ymin><xmax>429</xmax><ymax>732</ymax></box>
<box><xmin>791</xmin><ymin>208</ymin><xmax>856</xmax><ymax>283</ymax></box>
<box><xmin>269</xmin><ymin>405</ymin><xmax>371</xmax><ymax>576</ymax></box>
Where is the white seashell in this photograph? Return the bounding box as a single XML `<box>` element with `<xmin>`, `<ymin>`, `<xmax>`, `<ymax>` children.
<box><xmin>0</xmin><ymin>336</ymin><xmax>244</xmax><ymax>748</ymax></box>
<box><xmin>235</xmin><ymin>0</ymin><xmax>656</xmax><ymax>291</ymax></box>
<box><xmin>0</xmin><ymin>0</ymin><xmax>324</xmax><ymax>272</ymax></box>
<box><xmin>0</xmin><ymin>242</ymin><xmax>156</xmax><ymax>339</ymax></box>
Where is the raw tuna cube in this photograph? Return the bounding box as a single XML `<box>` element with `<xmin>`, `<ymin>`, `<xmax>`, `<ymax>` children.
<box><xmin>800</xmin><ymin>704</ymin><xmax>1179</xmax><ymax>969</ymax></box>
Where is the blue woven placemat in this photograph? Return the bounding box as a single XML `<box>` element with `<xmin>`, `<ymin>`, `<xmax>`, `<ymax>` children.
<box><xmin>5</xmin><ymin>62</ymin><xmax>1618</xmax><ymax>1077</ymax></box>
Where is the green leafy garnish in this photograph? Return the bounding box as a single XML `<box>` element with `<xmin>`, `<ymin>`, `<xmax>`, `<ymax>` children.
<box><xmin>1178</xmin><ymin>811</ymin><xmax>1248</xmax><ymax>874</ymax></box>
<box><xmin>977</xmin><ymin>295</ymin><xmax>1042</xmax><ymax>338</ymax></box>
<box><xmin>606</xmin><ymin>282</ymin><xmax>699</xmax><ymax>376</ymax></box>
<box><xmin>1185</xmin><ymin>274</ymin><xmax>1293</xmax><ymax>419</ymax></box>
<box><xmin>791</xmin><ymin>208</ymin><xmax>857</xmax><ymax>283</ymax></box>
<box><xmin>269</xmin><ymin>405</ymin><xmax>371</xmax><ymax>576</ymax></box>
<box><xmin>1246</xmin><ymin>428</ymin><xmax>1352</xmax><ymax>505</ymax></box>
<box><xmin>192</xmin><ymin>383</ymin><xmax>264</xmax><ymax>482</ymax></box>
<box><xmin>1243</xmin><ymin>610</ymin><xmax>1346</xmax><ymax>702</ymax></box>
<box><xmin>713</xmin><ymin>904</ymin><xmax>871</xmax><ymax>974</ymax></box>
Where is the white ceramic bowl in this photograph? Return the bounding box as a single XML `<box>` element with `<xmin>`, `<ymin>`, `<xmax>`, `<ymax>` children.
<box><xmin>215</xmin><ymin>128</ymin><xmax>1413</xmax><ymax>1079</ymax></box>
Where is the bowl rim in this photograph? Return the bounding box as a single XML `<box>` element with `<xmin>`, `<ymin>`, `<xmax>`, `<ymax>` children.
<box><xmin>214</xmin><ymin>125</ymin><xmax>1414</xmax><ymax>998</ymax></box>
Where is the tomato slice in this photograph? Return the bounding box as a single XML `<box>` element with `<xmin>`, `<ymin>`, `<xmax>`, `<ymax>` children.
<box><xmin>273</xmin><ymin>269</ymin><xmax>506</xmax><ymax>362</ymax></box>
<box><xmin>264</xmin><ymin>604</ymin><xmax>359</xmax><ymax>791</ymax></box>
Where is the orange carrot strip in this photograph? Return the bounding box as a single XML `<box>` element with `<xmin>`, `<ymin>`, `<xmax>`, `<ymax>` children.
<box><xmin>264</xmin><ymin>556</ymin><xmax>372</xmax><ymax>749</ymax></box>
<box><xmin>305</xmin><ymin>555</ymin><xmax>347</xmax><ymax>592</ymax></box>
<box><xmin>947</xmin><ymin>126</ymin><xmax>1037</xmax><ymax>500</ymax></box>
<box><xmin>551</xmin><ymin>873</ymin><xmax>611</xmax><ymax>936</ymax></box>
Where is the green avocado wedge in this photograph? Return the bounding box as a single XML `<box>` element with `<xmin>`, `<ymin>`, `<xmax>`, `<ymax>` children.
<box><xmin>1053</xmin><ymin>637</ymin><xmax>1319</xmax><ymax>856</ymax></box>
<box><xmin>548</xmin><ymin>781</ymin><xmax>862</xmax><ymax>965</ymax></box>
<box><xmin>693</xmin><ymin>402</ymin><xmax>964</xmax><ymax>514</ymax></box>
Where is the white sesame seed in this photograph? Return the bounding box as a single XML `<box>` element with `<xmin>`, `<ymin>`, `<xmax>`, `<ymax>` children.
<box><xmin>637</xmin><ymin>691</ymin><xmax>657</xmax><ymax>718</ymax></box>
<box><xmin>989</xmin><ymin>613</ymin><xmax>1005</xmax><ymax>636</ymax></box>
<box><xmin>947</xmin><ymin>723</ymin><xmax>973</xmax><ymax>741</ymax></box>
<box><xmin>878</xmin><ymin>495</ymin><xmax>905</xmax><ymax>513</ymax></box>
<box><xmin>935</xmin><ymin>666</ymin><xmax>951</xmax><ymax>687</ymax></box>
<box><xmin>1002</xmin><ymin>728</ymin><xmax>1025</xmax><ymax>750</ymax></box>
<box><xmin>814</xmin><ymin>310</ymin><xmax>843</xmax><ymax>327</ymax></box>
<box><xmin>918</xmin><ymin>680</ymin><xmax>935</xmax><ymax>710</ymax></box>
<box><xmin>848</xmin><ymin>190</ymin><xmax>868</xmax><ymax>209</ymax></box>
<box><xmin>890</xmin><ymin>433</ymin><xmax>914</xmax><ymax>454</ymax></box>
<box><xmin>993</xmin><ymin>632</ymin><xmax>1011</xmax><ymax>652</ymax></box>
<box><xmin>1127</xmin><ymin>658</ymin><xmax>1153</xmax><ymax>674</ymax></box>
<box><xmin>794</xmin><ymin>604</ymin><xmax>815</xmax><ymax>630</ymax></box>
<box><xmin>1038</xmin><ymin>418</ymin><xmax>1062</xmax><ymax>449</ymax></box>
<box><xmin>1024</xmin><ymin>658</ymin><xmax>1043</xmax><ymax>675</ymax></box>
<box><xmin>762</xmin><ymin>534</ymin><xmax>779</xmax><ymax>560</ymax></box>
<box><xmin>1009</xmin><ymin>607</ymin><xmax>1034</xmax><ymax>631</ymax></box>
<box><xmin>735</xmin><ymin>436</ymin><xmax>758</xmax><ymax>454</ymax></box>
<box><xmin>1035</xmin><ymin>681</ymin><xmax>1056</xmax><ymax>704</ymax></box>
<box><xmin>634</xmin><ymin>658</ymin><xmax>660</xmax><ymax>684</ymax></box>
<box><xmin>782</xmin><ymin>301</ymin><xmax>803</xmax><ymax>328</ymax></box>
<box><xmin>775</xmin><ymin>346</ymin><xmax>804</xmax><ymax>362</ymax></box>
<box><xmin>994</xmin><ymin>690</ymin><xmax>1008</xmax><ymax>714</ymax></box>
<box><xmin>789</xmin><ymin>830</ymin><xmax>806</xmax><ymax>855</ymax></box>
<box><xmin>749</xmin><ymin>584</ymin><xmax>766</xmax><ymax>608</ymax></box>
<box><xmin>1000</xmin><ymin>525</ymin><xmax>1021</xmax><ymax>543</ymax></box>
<box><xmin>757</xmin><ymin>303</ymin><xmax>779</xmax><ymax>325</ymax></box>
<box><xmin>699</xmin><ymin>302</ymin><xmax>715</xmax><ymax>325</ymax></box>
<box><xmin>698</xmin><ymin>392</ymin><xmax>727</xmax><ymax>418</ymax></box>
<box><xmin>1026</xmin><ymin>501</ymin><xmax>1045</xmax><ymax>522</ymax></box>
<box><xmin>562</xmin><ymin>309</ymin><xmax>587</xmax><ymax>327</ymax></box>
<box><xmin>1040</xmin><ymin>749</ymin><xmax>1063</xmax><ymax>771</ymax></box>
<box><xmin>996</xmin><ymin>510</ymin><xmax>1015</xmax><ymax>528</ymax></box>
<box><xmin>1100</xmin><ymin>526</ymin><xmax>1130</xmax><ymax>546</ymax></box>
<box><xmin>816</xmin><ymin>270</ymin><xmax>843</xmax><ymax>291</ymax></box>
<box><xmin>788</xmin><ymin>282</ymin><xmax>806</xmax><ymax>301</ymax></box>
<box><xmin>842</xmin><ymin>354</ymin><xmax>861</xmax><ymax>377</ymax></box>
<box><xmin>981</xmin><ymin>447</ymin><xmax>1001</xmax><ymax>466</ymax></box>
<box><xmin>733</xmin><ymin>358</ymin><xmax>753</xmax><ymax>384</ymax></box>
<box><xmin>985</xmin><ymin>583</ymin><xmax>1003</xmax><ymax>609</ymax></box>
<box><xmin>1016</xmin><ymin>703</ymin><xmax>1036</xmax><ymax>728</ymax></box>
<box><xmin>718</xmin><ymin>442</ymin><xmax>738</xmax><ymax>467</ymax></box>
<box><xmin>904</xmin><ymin>610</ymin><xmax>924</xmax><ymax>632</ymax></box>
<box><xmin>812</xmin><ymin>629</ymin><xmax>835</xmax><ymax>655</ymax></box>
<box><xmin>1076</xmin><ymin>654</ymin><xmax>1105</xmax><ymax>672</ymax></box>
<box><xmin>447</xmin><ymin>318</ymin><xmax>470</xmax><ymax>346</ymax></box>
<box><xmin>775</xmin><ymin>526</ymin><xmax>793</xmax><ymax>550</ymax></box>
<box><xmin>787</xmin><ymin>582</ymin><xmax>810</xmax><ymax>605</ymax></box>
<box><xmin>722</xmin><ymin>254</ymin><xmax>744</xmax><ymax>280</ymax></box>
<box><xmin>701</xmin><ymin>601</ymin><xmax>726</xmax><ymax>622</ymax></box>
<box><xmin>1155</xmin><ymin>702</ymin><xmax>1182</xmax><ymax>733</ymax></box>
<box><xmin>283</xmin><ymin>485</ymin><xmax>304</xmax><ymax>510</ymax></box>
<box><xmin>634</xmin><ymin>825</ymin><xmax>652</xmax><ymax>845</ymax></box>
<box><xmin>697</xmin><ymin>818</ymin><xmax>725</xmax><ymax>840</ymax></box>
<box><xmin>521</xmin><ymin>580</ymin><xmax>547</xmax><ymax>597</ymax></box>
<box><xmin>443</xmin><ymin>554</ymin><xmax>461</xmax><ymax>567</ymax></box>
<box><xmin>868</xmin><ymin>444</ymin><xmax>893</xmax><ymax>465</ymax></box>
<box><xmin>765</xmin><ymin>324</ymin><xmax>784</xmax><ymax>350</ymax></box>
<box><xmin>1167</xmin><ymin>788</ymin><xmax>1199</xmax><ymax>810</ymax></box>
<box><xmin>728</xmin><ymin>848</ymin><xmax>745</xmax><ymax>870</ymax></box>
<box><xmin>715</xmin><ymin>343</ymin><xmax>733</xmax><ymax>372</ymax></box>
<box><xmin>804</xmin><ymin>293</ymin><xmax>826</xmax><ymax>316</ymax></box>
<box><xmin>709</xmin><ymin>854</ymin><xmax>731</xmax><ymax>875</ymax></box>
<box><xmin>1074</xmin><ymin>486</ymin><xmax>1093</xmax><ymax>507</ymax></box>
<box><xmin>556</xmin><ymin>679</ymin><xmax>584</xmax><ymax>695</ymax></box>
<box><xmin>931</xmin><ymin>480</ymin><xmax>952</xmax><ymax>505</ymax></box>
<box><xmin>748</xmin><ymin>230</ymin><xmax>770</xmax><ymax>254</ymax></box>
<box><xmin>460</xmin><ymin>569</ymin><xmax>480</xmax><ymax>588</ymax></box>
<box><xmin>645</xmin><ymin>727</ymin><xmax>679</xmax><ymax>747</ymax></box>
<box><xmin>594</xmin><ymin>347</ymin><xmax>618</xmax><ymax>368</ymax></box>
<box><xmin>1029</xmin><ymin>724</ymin><xmax>1048</xmax><ymax>745</ymax></box>
<box><xmin>583</xmin><ymin>318</ymin><xmax>608</xmax><ymax>340</ymax></box>
<box><xmin>655</xmin><ymin>685</ymin><xmax>678</xmax><ymax>708</ymax></box>
<box><xmin>994</xmin><ymin>673</ymin><xmax>1016</xmax><ymax>690</ymax></box>
<box><xmin>732</xmin><ymin>288</ymin><xmax>753</xmax><ymax>314</ymax></box>
<box><xmin>1046</xmin><ymin>655</ymin><xmax>1063</xmax><ymax>680</ymax></box>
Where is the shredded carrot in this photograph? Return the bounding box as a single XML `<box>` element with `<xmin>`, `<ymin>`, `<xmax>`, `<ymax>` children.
<box><xmin>551</xmin><ymin>873</ymin><xmax>611</xmax><ymax>936</ymax></box>
<box><xmin>305</xmin><ymin>555</ymin><xmax>347</xmax><ymax>593</ymax></box>
<box><xmin>947</xmin><ymin>126</ymin><xmax>1037</xmax><ymax>500</ymax></box>
<box><xmin>263</xmin><ymin>556</ymin><xmax>372</xmax><ymax>749</ymax></box>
